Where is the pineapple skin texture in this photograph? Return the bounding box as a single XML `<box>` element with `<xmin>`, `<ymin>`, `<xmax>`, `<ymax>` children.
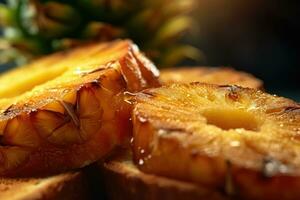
<box><xmin>160</xmin><ymin>67</ymin><xmax>263</xmax><ymax>89</ymax></box>
<box><xmin>0</xmin><ymin>40</ymin><xmax>160</xmax><ymax>176</ymax></box>
<box><xmin>132</xmin><ymin>83</ymin><xmax>300</xmax><ymax>200</ymax></box>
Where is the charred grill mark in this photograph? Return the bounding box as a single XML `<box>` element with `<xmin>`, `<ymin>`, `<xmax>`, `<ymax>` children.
<box><xmin>265</xmin><ymin>107</ymin><xmax>286</xmax><ymax>114</ymax></box>
<box><xmin>0</xmin><ymin>139</ymin><xmax>24</xmax><ymax>147</ymax></box>
<box><xmin>142</xmin><ymin>91</ymin><xmax>156</xmax><ymax>98</ymax></box>
<box><xmin>219</xmin><ymin>85</ymin><xmax>240</xmax><ymax>91</ymax></box>
<box><xmin>90</xmin><ymin>80</ymin><xmax>101</xmax><ymax>88</ymax></box>
<box><xmin>2</xmin><ymin>104</ymin><xmax>15</xmax><ymax>116</ymax></box>
<box><xmin>266</xmin><ymin>106</ymin><xmax>300</xmax><ymax>115</ymax></box>
<box><xmin>219</xmin><ymin>85</ymin><xmax>234</xmax><ymax>89</ymax></box>
<box><xmin>190</xmin><ymin>82</ymin><xmax>202</xmax><ymax>86</ymax></box>
<box><xmin>284</xmin><ymin>106</ymin><xmax>300</xmax><ymax>113</ymax></box>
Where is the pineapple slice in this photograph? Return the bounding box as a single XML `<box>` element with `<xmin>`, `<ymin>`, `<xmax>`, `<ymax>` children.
<box><xmin>0</xmin><ymin>40</ymin><xmax>159</xmax><ymax>176</ymax></box>
<box><xmin>132</xmin><ymin>83</ymin><xmax>300</xmax><ymax>200</ymax></box>
<box><xmin>160</xmin><ymin>67</ymin><xmax>263</xmax><ymax>89</ymax></box>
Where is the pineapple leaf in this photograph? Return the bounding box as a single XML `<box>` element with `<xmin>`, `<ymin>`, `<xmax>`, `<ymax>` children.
<box><xmin>0</xmin><ymin>0</ymin><xmax>199</xmax><ymax>66</ymax></box>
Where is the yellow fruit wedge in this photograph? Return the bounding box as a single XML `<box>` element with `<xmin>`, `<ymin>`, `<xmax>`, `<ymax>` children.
<box><xmin>0</xmin><ymin>40</ymin><xmax>159</xmax><ymax>176</ymax></box>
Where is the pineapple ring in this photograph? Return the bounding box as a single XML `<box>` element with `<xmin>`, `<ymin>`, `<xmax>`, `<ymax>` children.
<box><xmin>0</xmin><ymin>40</ymin><xmax>159</xmax><ymax>176</ymax></box>
<box><xmin>160</xmin><ymin>67</ymin><xmax>263</xmax><ymax>89</ymax></box>
<box><xmin>133</xmin><ymin>83</ymin><xmax>300</xmax><ymax>200</ymax></box>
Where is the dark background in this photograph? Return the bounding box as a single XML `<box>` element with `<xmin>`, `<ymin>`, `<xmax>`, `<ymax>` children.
<box><xmin>188</xmin><ymin>0</ymin><xmax>300</xmax><ymax>100</ymax></box>
<box><xmin>1</xmin><ymin>0</ymin><xmax>300</xmax><ymax>100</ymax></box>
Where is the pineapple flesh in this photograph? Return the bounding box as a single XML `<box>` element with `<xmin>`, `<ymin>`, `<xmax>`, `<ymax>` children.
<box><xmin>132</xmin><ymin>83</ymin><xmax>300</xmax><ymax>200</ymax></box>
<box><xmin>0</xmin><ymin>39</ymin><xmax>159</xmax><ymax>176</ymax></box>
<box><xmin>160</xmin><ymin>67</ymin><xmax>263</xmax><ymax>89</ymax></box>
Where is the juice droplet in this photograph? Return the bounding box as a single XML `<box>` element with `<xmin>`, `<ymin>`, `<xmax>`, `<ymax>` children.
<box><xmin>130</xmin><ymin>137</ymin><xmax>134</xmax><ymax>144</ymax></box>
<box><xmin>138</xmin><ymin>159</ymin><xmax>144</xmax><ymax>165</ymax></box>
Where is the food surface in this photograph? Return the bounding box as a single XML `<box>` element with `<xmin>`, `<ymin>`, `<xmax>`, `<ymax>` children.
<box><xmin>0</xmin><ymin>1</ymin><xmax>292</xmax><ymax>198</ymax></box>
<box><xmin>160</xmin><ymin>67</ymin><xmax>263</xmax><ymax>89</ymax></box>
<box><xmin>0</xmin><ymin>40</ymin><xmax>159</xmax><ymax>176</ymax></box>
<box><xmin>0</xmin><ymin>172</ymin><xmax>89</xmax><ymax>200</ymax></box>
<box><xmin>101</xmin><ymin>150</ymin><xmax>227</xmax><ymax>200</ymax></box>
<box><xmin>132</xmin><ymin>83</ymin><xmax>300</xmax><ymax>200</ymax></box>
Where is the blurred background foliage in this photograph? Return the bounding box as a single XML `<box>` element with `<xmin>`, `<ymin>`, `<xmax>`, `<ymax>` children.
<box><xmin>0</xmin><ymin>0</ymin><xmax>199</xmax><ymax>66</ymax></box>
<box><xmin>1</xmin><ymin>0</ymin><xmax>299</xmax><ymax>100</ymax></box>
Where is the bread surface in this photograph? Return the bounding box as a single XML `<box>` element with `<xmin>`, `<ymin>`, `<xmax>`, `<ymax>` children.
<box><xmin>100</xmin><ymin>151</ymin><xmax>227</xmax><ymax>200</ymax></box>
<box><xmin>0</xmin><ymin>172</ymin><xmax>89</xmax><ymax>200</ymax></box>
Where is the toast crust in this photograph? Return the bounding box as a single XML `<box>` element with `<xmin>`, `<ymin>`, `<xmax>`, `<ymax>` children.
<box><xmin>100</xmin><ymin>151</ymin><xmax>227</xmax><ymax>200</ymax></box>
<box><xmin>0</xmin><ymin>172</ymin><xmax>89</xmax><ymax>200</ymax></box>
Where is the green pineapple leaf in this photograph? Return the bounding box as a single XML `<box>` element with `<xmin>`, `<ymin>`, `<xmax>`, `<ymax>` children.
<box><xmin>0</xmin><ymin>0</ymin><xmax>199</xmax><ymax>67</ymax></box>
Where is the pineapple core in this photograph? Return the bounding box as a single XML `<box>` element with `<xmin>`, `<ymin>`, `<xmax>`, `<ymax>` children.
<box><xmin>202</xmin><ymin>108</ymin><xmax>259</xmax><ymax>131</ymax></box>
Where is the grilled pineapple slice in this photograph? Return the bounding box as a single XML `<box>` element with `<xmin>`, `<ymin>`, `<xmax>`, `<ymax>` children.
<box><xmin>160</xmin><ymin>67</ymin><xmax>263</xmax><ymax>89</ymax></box>
<box><xmin>0</xmin><ymin>40</ymin><xmax>159</xmax><ymax>176</ymax></box>
<box><xmin>132</xmin><ymin>83</ymin><xmax>300</xmax><ymax>200</ymax></box>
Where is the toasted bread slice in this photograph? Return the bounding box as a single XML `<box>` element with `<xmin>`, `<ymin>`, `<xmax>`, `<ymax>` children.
<box><xmin>132</xmin><ymin>83</ymin><xmax>300</xmax><ymax>200</ymax></box>
<box><xmin>0</xmin><ymin>172</ymin><xmax>89</xmax><ymax>200</ymax></box>
<box><xmin>0</xmin><ymin>40</ymin><xmax>159</xmax><ymax>176</ymax></box>
<box><xmin>100</xmin><ymin>150</ymin><xmax>227</xmax><ymax>200</ymax></box>
<box><xmin>160</xmin><ymin>67</ymin><xmax>263</xmax><ymax>89</ymax></box>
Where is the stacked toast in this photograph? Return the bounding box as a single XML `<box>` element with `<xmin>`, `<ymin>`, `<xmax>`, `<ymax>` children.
<box><xmin>1</xmin><ymin>40</ymin><xmax>299</xmax><ymax>200</ymax></box>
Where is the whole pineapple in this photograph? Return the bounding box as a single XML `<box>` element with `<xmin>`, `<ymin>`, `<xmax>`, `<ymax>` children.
<box><xmin>0</xmin><ymin>0</ymin><xmax>198</xmax><ymax>66</ymax></box>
